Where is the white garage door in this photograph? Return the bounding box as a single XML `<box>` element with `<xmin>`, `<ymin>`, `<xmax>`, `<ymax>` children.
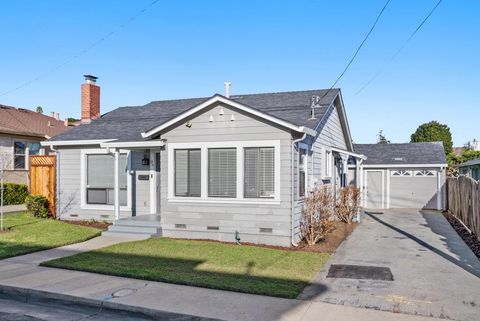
<box><xmin>389</xmin><ymin>169</ymin><xmax>438</xmax><ymax>209</ymax></box>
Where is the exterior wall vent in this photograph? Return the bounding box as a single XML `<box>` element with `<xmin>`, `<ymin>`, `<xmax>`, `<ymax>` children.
<box><xmin>100</xmin><ymin>215</ymin><xmax>109</xmax><ymax>219</ymax></box>
<box><xmin>175</xmin><ymin>224</ymin><xmax>187</xmax><ymax>229</ymax></box>
<box><xmin>69</xmin><ymin>214</ymin><xmax>78</xmax><ymax>217</ymax></box>
<box><xmin>207</xmin><ymin>226</ymin><xmax>219</xmax><ymax>231</ymax></box>
<box><xmin>259</xmin><ymin>227</ymin><xmax>273</xmax><ymax>233</ymax></box>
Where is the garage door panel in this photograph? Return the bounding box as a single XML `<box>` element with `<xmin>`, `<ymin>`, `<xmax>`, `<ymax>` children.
<box><xmin>390</xmin><ymin>177</ymin><xmax>437</xmax><ymax>209</ymax></box>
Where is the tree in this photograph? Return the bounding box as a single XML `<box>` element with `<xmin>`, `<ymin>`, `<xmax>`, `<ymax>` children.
<box><xmin>377</xmin><ymin>130</ymin><xmax>390</xmax><ymax>144</ymax></box>
<box><xmin>410</xmin><ymin>121</ymin><xmax>453</xmax><ymax>155</ymax></box>
<box><xmin>36</xmin><ymin>106</ymin><xmax>43</xmax><ymax>114</ymax></box>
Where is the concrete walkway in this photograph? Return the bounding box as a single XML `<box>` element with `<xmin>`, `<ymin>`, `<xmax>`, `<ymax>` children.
<box><xmin>0</xmin><ymin>234</ymin><xmax>445</xmax><ymax>321</ymax></box>
<box><xmin>0</xmin><ymin>204</ymin><xmax>26</xmax><ymax>213</ymax></box>
<box><xmin>300</xmin><ymin>209</ymin><xmax>480</xmax><ymax>321</ymax></box>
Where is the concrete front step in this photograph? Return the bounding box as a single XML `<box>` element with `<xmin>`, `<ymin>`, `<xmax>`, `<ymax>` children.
<box><xmin>114</xmin><ymin>219</ymin><xmax>162</xmax><ymax>228</ymax></box>
<box><xmin>108</xmin><ymin>225</ymin><xmax>159</xmax><ymax>235</ymax></box>
<box><xmin>101</xmin><ymin>231</ymin><xmax>153</xmax><ymax>239</ymax></box>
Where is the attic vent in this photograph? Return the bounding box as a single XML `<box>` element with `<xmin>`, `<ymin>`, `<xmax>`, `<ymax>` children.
<box><xmin>392</xmin><ymin>157</ymin><xmax>405</xmax><ymax>161</ymax></box>
<box><xmin>175</xmin><ymin>224</ymin><xmax>186</xmax><ymax>229</ymax></box>
<box><xmin>259</xmin><ymin>227</ymin><xmax>273</xmax><ymax>233</ymax></box>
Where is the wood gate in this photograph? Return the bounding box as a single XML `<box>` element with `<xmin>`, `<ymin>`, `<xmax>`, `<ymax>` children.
<box><xmin>29</xmin><ymin>155</ymin><xmax>56</xmax><ymax>217</ymax></box>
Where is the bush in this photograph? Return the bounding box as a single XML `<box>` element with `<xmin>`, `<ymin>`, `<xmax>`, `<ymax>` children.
<box><xmin>336</xmin><ymin>186</ymin><xmax>361</xmax><ymax>224</ymax></box>
<box><xmin>300</xmin><ymin>186</ymin><xmax>335</xmax><ymax>246</ymax></box>
<box><xmin>0</xmin><ymin>182</ymin><xmax>29</xmax><ymax>205</ymax></box>
<box><xmin>25</xmin><ymin>195</ymin><xmax>51</xmax><ymax>218</ymax></box>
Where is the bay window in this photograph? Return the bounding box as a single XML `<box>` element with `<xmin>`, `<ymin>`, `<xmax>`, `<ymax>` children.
<box><xmin>86</xmin><ymin>154</ymin><xmax>128</xmax><ymax>205</ymax></box>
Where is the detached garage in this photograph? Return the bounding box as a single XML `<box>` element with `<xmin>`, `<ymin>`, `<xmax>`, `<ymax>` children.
<box><xmin>354</xmin><ymin>142</ymin><xmax>447</xmax><ymax>210</ymax></box>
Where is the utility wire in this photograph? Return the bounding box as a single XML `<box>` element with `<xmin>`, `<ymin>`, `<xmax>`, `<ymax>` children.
<box><xmin>355</xmin><ymin>0</ymin><xmax>443</xmax><ymax>95</ymax></box>
<box><xmin>0</xmin><ymin>0</ymin><xmax>160</xmax><ymax>97</ymax></box>
<box><xmin>316</xmin><ymin>0</ymin><xmax>391</xmax><ymax>102</ymax></box>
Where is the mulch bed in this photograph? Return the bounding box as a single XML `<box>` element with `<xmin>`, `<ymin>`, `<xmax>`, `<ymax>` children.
<box><xmin>443</xmin><ymin>212</ymin><xmax>480</xmax><ymax>259</ymax></box>
<box><xmin>297</xmin><ymin>221</ymin><xmax>358</xmax><ymax>253</ymax></box>
<box><xmin>63</xmin><ymin>220</ymin><xmax>110</xmax><ymax>230</ymax></box>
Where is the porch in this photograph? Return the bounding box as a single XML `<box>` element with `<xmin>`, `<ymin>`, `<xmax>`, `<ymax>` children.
<box><xmin>102</xmin><ymin>214</ymin><xmax>162</xmax><ymax>239</ymax></box>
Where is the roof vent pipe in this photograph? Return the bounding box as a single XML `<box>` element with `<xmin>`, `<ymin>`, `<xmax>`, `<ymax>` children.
<box><xmin>224</xmin><ymin>81</ymin><xmax>231</xmax><ymax>98</ymax></box>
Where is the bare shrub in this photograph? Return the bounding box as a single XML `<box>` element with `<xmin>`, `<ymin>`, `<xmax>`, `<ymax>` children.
<box><xmin>336</xmin><ymin>185</ymin><xmax>361</xmax><ymax>224</ymax></box>
<box><xmin>300</xmin><ymin>187</ymin><xmax>335</xmax><ymax>246</ymax></box>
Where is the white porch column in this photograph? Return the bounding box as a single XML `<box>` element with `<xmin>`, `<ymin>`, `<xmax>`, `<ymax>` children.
<box><xmin>114</xmin><ymin>149</ymin><xmax>120</xmax><ymax>220</ymax></box>
<box><xmin>437</xmin><ymin>168</ymin><xmax>442</xmax><ymax>210</ymax></box>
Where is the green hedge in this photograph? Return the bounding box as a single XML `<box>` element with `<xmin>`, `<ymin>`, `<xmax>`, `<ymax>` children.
<box><xmin>1</xmin><ymin>182</ymin><xmax>29</xmax><ymax>205</ymax></box>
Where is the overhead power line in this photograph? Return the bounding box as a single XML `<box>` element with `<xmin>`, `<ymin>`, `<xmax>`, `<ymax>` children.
<box><xmin>316</xmin><ymin>0</ymin><xmax>391</xmax><ymax>102</ymax></box>
<box><xmin>0</xmin><ymin>0</ymin><xmax>160</xmax><ymax>97</ymax></box>
<box><xmin>355</xmin><ymin>0</ymin><xmax>443</xmax><ymax>95</ymax></box>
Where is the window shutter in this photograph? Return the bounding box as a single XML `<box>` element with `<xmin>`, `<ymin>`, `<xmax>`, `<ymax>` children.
<box><xmin>208</xmin><ymin>148</ymin><xmax>237</xmax><ymax>197</ymax></box>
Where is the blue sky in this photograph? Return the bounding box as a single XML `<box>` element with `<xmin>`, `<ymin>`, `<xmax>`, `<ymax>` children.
<box><xmin>1</xmin><ymin>0</ymin><xmax>478</xmax><ymax>146</ymax></box>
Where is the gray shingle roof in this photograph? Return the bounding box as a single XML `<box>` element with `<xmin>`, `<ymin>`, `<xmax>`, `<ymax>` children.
<box><xmin>49</xmin><ymin>89</ymin><xmax>339</xmax><ymax>142</ymax></box>
<box><xmin>354</xmin><ymin>142</ymin><xmax>447</xmax><ymax>165</ymax></box>
<box><xmin>457</xmin><ymin>158</ymin><xmax>480</xmax><ymax>167</ymax></box>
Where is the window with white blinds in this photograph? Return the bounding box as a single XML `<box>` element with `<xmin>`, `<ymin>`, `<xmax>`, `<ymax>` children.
<box><xmin>244</xmin><ymin>147</ymin><xmax>275</xmax><ymax>198</ymax></box>
<box><xmin>208</xmin><ymin>148</ymin><xmax>237</xmax><ymax>197</ymax></box>
<box><xmin>175</xmin><ymin>149</ymin><xmax>201</xmax><ymax>197</ymax></box>
<box><xmin>86</xmin><ymin>154</ymin><xmax>128</xmax><ymax>205</ymax></box>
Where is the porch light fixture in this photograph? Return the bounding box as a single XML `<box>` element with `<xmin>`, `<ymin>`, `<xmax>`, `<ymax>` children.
<box><xmin>209</xmin><ymin>115</ymin><xmax>214</xmax><ymax>122</ymax></box>
<box><xmin>142</xmin><ymin>151</ymin><xmax>150</xmax><ymax>166</ymax></box>
<box><xmin>185</xmin><ymin>120</ymin><xmax>192</xmax><ymax>128</ymax></box>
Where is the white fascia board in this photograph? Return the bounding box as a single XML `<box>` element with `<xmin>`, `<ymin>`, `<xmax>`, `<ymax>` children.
<box><xmin>330</xmin><ymin>147</ymin><xmax>366</xmax><ymax>159</ymax></box>
<box><xmin>362</xmin><ymin>163</ymin><xmax>448</xmax><ymax>168</ymax></box>
<box><xmin>141</xmin><ymin>95</ymin><xmax>317</xmax><ymax>138</ymax></box>
<box><xmin>41</xmin><ymin>139</ymin><xmax>115</xmax><ymax>147</ymax></box>
<box><xmin>100</xmin><ymin>140</ymin><xmax>165</xmax><ymax>148</ymax></box>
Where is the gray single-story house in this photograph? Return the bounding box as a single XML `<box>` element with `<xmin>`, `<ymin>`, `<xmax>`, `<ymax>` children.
<box><xmin>457</xmin><ymin>158</ymin><xmax>480</xmax><ymax>181</ymax></box>
<box><xmin>43</xmin><ymin>76</ymin><xmax>447</xmax><ymax>246</ymax></box>
<box><xmin>353</xmin><ymin>142</ymin><xmax>447</xmax><ymax>210</ymax></box>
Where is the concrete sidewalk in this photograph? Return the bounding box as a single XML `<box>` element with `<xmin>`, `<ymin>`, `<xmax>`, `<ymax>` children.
<box><xmin>0</xmin><ymin>236</ymin><xmax>444</xmax><ymax>321</ymax></box>
<box><xmin>0</xmin><ymin>204</ymin><xmax>26</xmax><ymax>213</ymax></box>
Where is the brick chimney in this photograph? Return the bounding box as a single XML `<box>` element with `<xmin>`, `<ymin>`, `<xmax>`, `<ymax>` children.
<box><xmin>81</xmin><ymin>75</ymin><xmax>100</xmax><ymax>124</ymax></box>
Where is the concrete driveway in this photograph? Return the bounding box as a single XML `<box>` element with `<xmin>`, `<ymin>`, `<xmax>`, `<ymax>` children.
<box><xmin>299</xmin><ymin>209</ymin><xmax>480</xmax><ymax>321</ymax></box>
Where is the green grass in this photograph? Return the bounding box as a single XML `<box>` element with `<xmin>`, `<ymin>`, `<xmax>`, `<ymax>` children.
<box><xmin>0</xmin><ymin>212</ymin><xmax>102</xmax><ymax>260</ymax></box>
<box><xmin>42</xmin><ymin>238</ymin><xmax>329</xmax><ymax>298</ymax></box>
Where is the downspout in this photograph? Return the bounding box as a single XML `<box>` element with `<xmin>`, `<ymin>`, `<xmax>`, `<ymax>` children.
<box><xmin>291</xmin><ymin>133</ymin><xmax>307</xmax><ymax>247</ymax></box>
<box><xmin>50</xmin><ymin>145</ymin><xmax>60</xmax><ymax>219</ymax></box>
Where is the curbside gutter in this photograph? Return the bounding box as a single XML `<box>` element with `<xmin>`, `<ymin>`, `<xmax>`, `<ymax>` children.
<box><xmin>0</xmin><ymin>284</ymin><xmax>224</xmax><ymax>321</ymax></box>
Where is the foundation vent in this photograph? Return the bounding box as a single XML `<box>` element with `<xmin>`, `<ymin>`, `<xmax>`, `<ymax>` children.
<box><xmin>259</xmin><ymin>227</ymin><xmax>273</xmax><ymax>233</ymax></box>
<box><xmin>207</xmin><ymin>226</ymin><xmax>219</xmax><ymax>231</ymax></box>
<box><xmin>175</xmin><ymin>224</ymin><xmax>187</xmax><ymax>229</ymax></box>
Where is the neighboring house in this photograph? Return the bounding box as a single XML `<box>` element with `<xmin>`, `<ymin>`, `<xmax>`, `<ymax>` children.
<box><xmin>0</xmin><ymin>105</ymin><xmax>70</xmax><ymax>184</ymax></box>
<box><xmin>457</xmin><ymin>158</ymin><xmax>480</xmax><ymax>181</ymax></box>
<box><xmin>43</xmin><ymin>76</ymin><xmax>447</xmax><ymax>246</ymax></box>
<box><xmin>353</xmin><ymin>143</ymin><xmax>447</xmax><ymax>210</ymax></box>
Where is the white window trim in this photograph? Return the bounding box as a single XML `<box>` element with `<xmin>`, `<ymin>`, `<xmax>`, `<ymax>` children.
<box><xmin>80</xmin><ymin>148</ymin><xmax>132</xmax><ymax>211</ymax></box>
<box><xmin>298</xmin><ymin>142</ymin><xmax>308</xmax><ymax>199</ymax></box>
<box><xmin>12</xmin><ymin>140</ymin><xmax>44</xmax><ymax>170</ymax></box>
<box><xmin>167</xmin><ymin>140</ymin><xmax>281</xmax><ymax>204</ymax></box>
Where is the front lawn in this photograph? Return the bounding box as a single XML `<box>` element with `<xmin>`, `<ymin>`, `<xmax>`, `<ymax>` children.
<box><xmin>0</xmin><ymin>212</ymin><xmax>102</xmax><ymax>260</ymax></box>
<box><xmin>42</xmin><ymin>238</ymin><xmax>329</xmax><ymax>298</ymax></box>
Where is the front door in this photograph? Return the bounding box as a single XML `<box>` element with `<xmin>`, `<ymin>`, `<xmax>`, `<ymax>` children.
<box><xmin>156</xmin><ymin>152</ymin><xmax>161</xmax><ymax>213</ymax></box>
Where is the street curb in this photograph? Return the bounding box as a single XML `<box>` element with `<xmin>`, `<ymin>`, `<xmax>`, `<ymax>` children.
<box><xmin>0</xmin><ymin>284</ymin><xmax>223</xmax><ymax>321</ymax></box>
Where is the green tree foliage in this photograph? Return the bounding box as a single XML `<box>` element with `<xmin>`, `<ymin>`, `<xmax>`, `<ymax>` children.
<box><xmin>377</xmin><ymin>130</ymin><xmax>390</xmax><ymax>144</ymax></box>
<box><xmin>448</xmin><ymin>149</ymin><xmax>480</xmax><ymax>166</ymax></box>
<box><xmin>36</xmin><ymin>106</ymin><xmax>43</xmax><ymax>114</ymax></box>
<box><xmin>410</xmin><ymin>121</ymin><xmax>453</xmax><ymax>155</ymax></box>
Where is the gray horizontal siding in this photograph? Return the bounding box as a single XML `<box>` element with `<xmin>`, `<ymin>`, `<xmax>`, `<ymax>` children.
<box><xmin>160</xmin><ymin>104</ymin><xmax>293</xmax><ymax>246</ymax></box>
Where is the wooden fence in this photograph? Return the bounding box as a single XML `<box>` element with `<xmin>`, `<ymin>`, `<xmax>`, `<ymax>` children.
<box><xmin>29</xmin><ymin>155</ymin><xmax>56</xmax><ymax>217</ymax></box>
<box><xmin>447</xmin><ymin>176</ymin><xmax>479</xmax><ymax>239</ymax></box>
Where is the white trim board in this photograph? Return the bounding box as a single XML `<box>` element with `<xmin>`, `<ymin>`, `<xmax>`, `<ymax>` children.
<box><xmin>41</xmin><ymin>139</ymin><xmax>115</xmax><ymax>147</ymax></box>
<box><xmin>362</xmin><ymin>164</ymin><xmax>447</xmax><ymax>168</ymax></box>
<box><xmin>142</xmin><ymin>95</ymin><xmax>317</xmax><ymax>138</ymax></box>
<box><xmin>167</xmin><ymin>140</ymin><xmax>281</xmax><ymax>204</ymax></box>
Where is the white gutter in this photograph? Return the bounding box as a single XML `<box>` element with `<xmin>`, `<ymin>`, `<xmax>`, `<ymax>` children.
<box><xmin>49</xmin><ymin>144</ymin><xmax>61</xmax><ymax>219</ymax></box>
<box><xmin>100</xmin><ymin>140</ymin><xmax>165</xmax><ymax>149</ymax></box>
<box><xmin>330</xmin><ymin>147</ymin><xmax>366</xmax><ymax>160</ymax></box>
<box><xmin>41</xmin><ymin>139</ymin><xmax>115</xmax><ymax>147</ymax></box>
<box><xmin>291</xmin><ymin>133</ymin><xmax>307</xmax><ymax>247</ymax></box>
<box><xmin>362</xmin><ymin>163</ymin><xmax>448</xmax><ymax>168</ymax></box>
